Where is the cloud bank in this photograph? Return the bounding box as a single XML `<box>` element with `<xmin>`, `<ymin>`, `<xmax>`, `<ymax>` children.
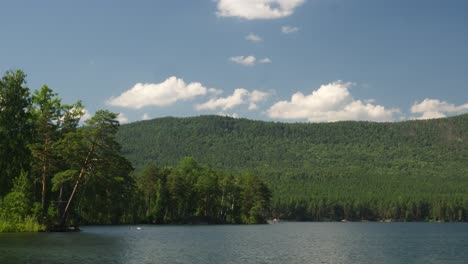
<box><xmin>106</xmin><ymin>76</ymin><xmax>467</xmax><ymax>123</ymax></box>
<box><xmin>216</xmin><ymin>0</ymin><xmax>305</xmax><ymax>20</ymax></box>
<box><xmin>107</xmin><ymin>76</ymin><xmax>220</xmax><ymax>109</ymax></box>
<box><xmin>411</xmin><ymin>99</ymin><xmax>468</xmax><ymax>120</ymax></box>
<box><xmin>267</xmin><ymin>81</ymin><xmax>399</xmax><ymax>122</ymax></box>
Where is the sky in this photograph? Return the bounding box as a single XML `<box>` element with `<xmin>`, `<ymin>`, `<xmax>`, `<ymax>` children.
<box><xmin>1</xmin><ymin>0</ymin><xmax>467</xmax><ymax>123</ymax></box>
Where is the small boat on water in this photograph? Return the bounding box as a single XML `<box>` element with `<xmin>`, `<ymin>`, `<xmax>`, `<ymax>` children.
<box><xmin>268</xmin><ymin>218</ymin><xmax>280</xmax><ymax>224</ymax></box>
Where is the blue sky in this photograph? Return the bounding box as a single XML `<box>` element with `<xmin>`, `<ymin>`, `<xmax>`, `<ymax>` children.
<box><xmin>1</xmin><ymin>0</ymin><xmax>467</xmax><ymax>123</ymax></box>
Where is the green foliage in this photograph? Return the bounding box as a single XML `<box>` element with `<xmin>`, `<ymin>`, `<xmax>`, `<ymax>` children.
<box><xmin>0</xmin><ymin>70</ymin><xmax>32</xmax><ymax>196</ymax></box>
<box><xmin>0</xmin><ymin>216</ymin><xmax>45</xmax><ymax>233</ymax></box>
<box><xmin>117</xmin><ymin>114</ymin><xmax>468</xmax><ymax>222</ymax></box>
<box><xmin>0</xmin><ymin>70</ymin><xmax>139</xmax><ymax>231</ymax></box>
<box><xmin>239</xmin><ymin>174</ymin><xmax>271</xmax><ymax>224</ymax></box>
<box><xmin>30</xmin><ymin>85</ymin><xmax>63</xmax><ymax>211</ymax></box>
<box><xmin>135</xmin><ymin>159</ymin><xmax>271</xmax><ymax>224</ymax></box>
<box><xmin>52</xmin><ymin>170</ymin><xmax>78</xmax><ymax>192</ymax></box>
<box><xmin>1</xmin><ymin>172</ymin><xmax>32</xmax><ymax>220</ymax></box>
<box><xmin>54</xmin><ymin>110</ymin><xmax>136</xmax><ymax>226</ymax></box>
<box><xmin>0</xmin><ymin>171</ymin><xmax>45</xmax><ymax>232</ymax></box>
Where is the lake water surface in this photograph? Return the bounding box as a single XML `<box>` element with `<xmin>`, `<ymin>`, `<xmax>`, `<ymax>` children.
<box><xmin>1</xmin><ymin>223</ymin><xmax>467</xmax><ymax>264</ymax></box>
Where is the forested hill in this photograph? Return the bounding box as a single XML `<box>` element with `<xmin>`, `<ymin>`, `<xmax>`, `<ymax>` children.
<box><xmin>117</xmin><ymin>114</ymin><xmax>468</xmax><ymax>221</ymax></box>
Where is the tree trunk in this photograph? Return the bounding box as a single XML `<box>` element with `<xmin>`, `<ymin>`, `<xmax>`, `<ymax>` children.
<box><xmin>60</xmin><ymin>144</ymin><xmax>94</xmax><ymax>226</ymax></box>
<box><xmin>41</xmin><ymin>136</ymin><xmax>49</xmax><ymax>210</ymax></box>
<box><xmin>59</xmin><ymin>184</ymin><xmax>63</xmax><ymax>202</ymax></box>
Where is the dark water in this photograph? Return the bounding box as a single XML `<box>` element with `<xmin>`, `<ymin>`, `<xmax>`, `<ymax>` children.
<box><xmin>1</xmin><ymin>223</ymin><xmax>467</xmax><ymax>264</ymax></box>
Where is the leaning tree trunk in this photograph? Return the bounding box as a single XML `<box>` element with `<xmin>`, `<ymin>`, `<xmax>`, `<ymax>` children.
<box><xmin>60</xmin><ymin>144</ymin><xmax>94</xmax><ymax>227</ymax></box>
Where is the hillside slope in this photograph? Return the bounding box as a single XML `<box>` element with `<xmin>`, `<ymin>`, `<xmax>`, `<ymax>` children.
<box><xmin>117</xmin><ymin>114</ymin><xmax>468</xmax><ymax>221</ymax></box>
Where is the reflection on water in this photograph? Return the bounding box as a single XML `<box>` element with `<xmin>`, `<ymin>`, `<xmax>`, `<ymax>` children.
<box><xmin>1</xmin><ymin>223</ymin><xmax>467</xmax><ymax>264</ymax></box>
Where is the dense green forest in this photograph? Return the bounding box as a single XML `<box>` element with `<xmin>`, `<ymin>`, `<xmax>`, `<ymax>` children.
<box><xmin>117</xmin><ymin>113</ymin><xmax>468</xmax><ymax>222</ymax></box>
<box><xmin>0</xmin><ymin>70</ymin><xmax>270</xmax><ymax>232</ymax></box>
<box><xmin>134</xmin><ymin>160</ymin><xmax>271</xmax><ymax>225</ymax></box>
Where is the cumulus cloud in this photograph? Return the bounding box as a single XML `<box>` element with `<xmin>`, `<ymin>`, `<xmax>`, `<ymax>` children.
<box><xmin>248</xmin><ymin>90</ymin><xmax>270</xmax><ymax>110</ymax></box>
<box><xmin>230</xmin><ymin>56</ymin><xmax>256</xmax><ymax>66</ymax></box>
<box><xmin>258</xmin><ymin>58</ymin><xmax>272</xmax><ymax>64</ymax></box>
<box><xmin>267</xmin><ymin>81</ymin><xmax>399</xmax><ymax>122</ymax></box>
<box><xmin>246</xmin><ymin>33</ymin><xmax>262</xmax><ymax>43</ymax></box>
<box><xmin>281</xmin><ymin>26</ymin><xmax>299</xmax><ymax>34</ymax></box>
<box><xmin>411</xmin><ymin>99</ymin><xmax>468</xmax><ymax>120</ymax></box>
<box><xmin>229</xmin><ymin>55</ymin><xmax>272</xmax><ymax>66</ymax></box>
<box><xmin>196</xmin><ymin>89</ymin><xmax>270</xmax><ymax>111</ymax></box>
<box><xmin>107</xmin><ymin>76</ymin><xmax>220</xmax><ymax>109</ymax></box>
<box><xmin>117</xmin><ymin>113</ymin><xmax>129</xmax><ymax>124</ymax></box>
<box><xmin>196</xmin><ymin>89</ymin><xmax>249</xmax><ymax>111</ymax></box>
<box><xmin>216</xmin><ymin>0</ymin><xmax>305</xmax><ymax>20</ymax></box>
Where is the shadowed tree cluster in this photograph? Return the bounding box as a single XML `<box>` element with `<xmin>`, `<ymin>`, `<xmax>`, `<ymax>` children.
<box><xmin>135</xmin><ymin>158</ymin><xmax>271</xmax><ymax>224</ymax></box>
<box><xmin>0</xmin><ymin>70</ymin><xmax>135</xmax><ymax>231</ymax></box>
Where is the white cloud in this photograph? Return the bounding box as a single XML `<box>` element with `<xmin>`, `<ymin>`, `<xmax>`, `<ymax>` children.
<box><xmin>217</xmin><ymin>112</ymin><xmax>240</xmax><ymax>118</ymax></box>
<box><xmin>141</xmin><ymin>113</ymin><xmax>151</xmax><ymax>120</ymax></box>
<box><xmin>216</xmin><ymin>0</ymin><xmax>305</xmax><ymax>20</ymax></box>
<box><xmin>229</xmin><ymin>55</ymin><xmax>272</xmax><ymax>66</ymax></box>
<box><xmin>230</xmin><ymin>55</ymin><xmax>257</xmax><ymax>66</ymax></box>
<box><xmin>197</xmin><ymin>88</ymin><xmax>249</xmax><ymax>111</ymax></box>
<box><xmin>117</xmin><ymin>113</ymin><xmax>129</xmax><ymax>124</ymax></box>
<box><xmin>107</xmin><ymin>76</ymin><xmax>219</xmax><ymax>109</ymax></box>
<box><xmin>80</xmin><ymin>108</ymin><xmax>92</xmax><ymax>122</ymax></box>
<box><xmin>249</xmin><ymin>90</ymin><xmax>270</xmax><ymax>102</ymax></box>
<box><xmin>246</xmin><ymin>33</ymin><xmax>262</xmax><ymax>43</ymax></box>
<box><xmin>411</xmin><ymin>99</ymin><xmax>468</xmax><ymax>120</ymax></box>
<box><xmin>196</xmin><ymin>89</ymin><xmax>270</xmax><ymax>111</ymax></box>
<box><xmin>281</xmin><ymin>26</ymin><xmax>299</xmax><ymax>34</ymax></box>
<box><xmin>248</xmin><ymin>90</ymin><xmax>270</xmax><ymax>110</ymax></box>
<box><xmin>414</xmin><ymin>111</ymin><xmax>447</xmax><ymax>120</ymax></box>
<box><xmin>259</xmin><ymin>58</ymin><xmax>272</xmax><ymax>64</ymax></box>
<box><xmin>267</xmin><ymin>81</ymin><xmax>399</xmax><ymax>122</ymax></box>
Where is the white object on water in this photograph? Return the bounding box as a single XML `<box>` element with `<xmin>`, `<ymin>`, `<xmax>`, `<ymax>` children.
<box><xmin>136</xmin><ymin>227</ymin><xmax>142</xmax><ymax>230</ymax></box>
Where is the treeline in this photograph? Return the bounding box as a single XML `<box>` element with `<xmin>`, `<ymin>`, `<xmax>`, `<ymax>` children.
<box><xmin>0</xmin><ymin>70</ymin><xmax>271</xmax><ymax>232</ymax></box>
<box><xmin>117</xmin><ymin>114</ymin><xmax>468</xmax><ymax>222</ymax></box>
<box><xmin>272</xmin><ymin>194</ymin><xmax>468</xmax><ymax>222</ymax></box>
<box><xmin>134</xmin><ymin>158</ymin><xmax>271</xmax><ymax>224</ymax></box>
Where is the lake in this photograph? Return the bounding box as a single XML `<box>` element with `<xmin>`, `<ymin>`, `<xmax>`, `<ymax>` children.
<box><xmin>1</xmin><ymin>223</ymin><xmax>467</xmax><ymax>264</ymax></box>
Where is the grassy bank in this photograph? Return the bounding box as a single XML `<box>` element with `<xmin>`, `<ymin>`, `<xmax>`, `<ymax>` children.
<box><xmin>0</xmin><ymin>217</ymin><xmax>45</xmax><ymax>233</ymax></box>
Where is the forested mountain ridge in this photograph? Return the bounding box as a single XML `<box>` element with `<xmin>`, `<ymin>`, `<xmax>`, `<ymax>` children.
<box><xmin>117</xmin><ymin>114</ymin><xmax>468</xmax><ymax>221</ymax></box>
<box><xmin>117</xmin><ymin>114</ymin><xmax>468</xmax><ymax>170</ymax></box>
